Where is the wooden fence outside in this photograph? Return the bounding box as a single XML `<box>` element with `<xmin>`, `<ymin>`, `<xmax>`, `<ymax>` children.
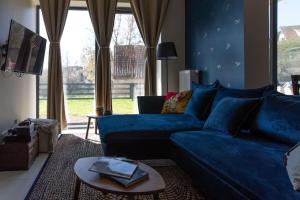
<box><xmin>39</xmin><ymin>83</ymin><xmax>143</xmax><ymax>100</ymax></box>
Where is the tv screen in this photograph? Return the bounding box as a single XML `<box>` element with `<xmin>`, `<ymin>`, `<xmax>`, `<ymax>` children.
<box><xmin>3</xmin><ymin>20</ymin><xmax>47</xmax><ymax>75</ymax></box>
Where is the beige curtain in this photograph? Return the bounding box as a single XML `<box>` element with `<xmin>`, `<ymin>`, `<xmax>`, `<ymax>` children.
<box><xmin>86</xmin><ymin>0</ymin><xmax>117</xmax><ymax>114</ymax></box>
<box><xmin>130</xmin><ymin>0</ymin><xmax>169</xmax><ymax>96</ymax></box>
<box><xmin>40</xmin><ymin>0</ymin><xmax>70</xmax><ymax>131</ymax></box>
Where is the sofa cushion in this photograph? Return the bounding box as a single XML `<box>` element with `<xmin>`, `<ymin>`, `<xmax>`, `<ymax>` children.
<box><xmin>211</xmin><ymin>85</ymin><xmax>273</xmax><ymax>110</ymax></box>
<box><xmin>165</xmin><ymin>92</ymin><xmax>177</xmax><ymax>100</ymax></box>
<box><xmin>98</xmin><ymin>114</ymin><xmax>204</xmax><ymax>143</ymax></box>
<box><xmin>161</xmin><ymin>91</ymin><xmax>192</xmax><ymax>114</ymax></box>
<box><xmin>170</xmin><ymin>131</ymin><xmax>299</xmax><ymax>200</ymax></box>
<box><xmin>184</xmin><ymin>88</ymin><xmax>216</xmax><ymax>120</ymax></box>
<box><xmin>203</xmin><ymin>97</ymin><xmax>261</xmax><ymax>135</ymax></box>
<box><xmin>252</xmin><ymin>94</ymin><xmax>300</xmax><ymax>146</ymax></box>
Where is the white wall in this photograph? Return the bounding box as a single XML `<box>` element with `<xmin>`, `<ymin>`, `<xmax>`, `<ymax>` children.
<box><xmin>161</xmin><ymin>0</ymin><xmax>185</xmax><ymax>94</ymax></box>
<box><xmin>0</xmin><ymin>0</ymin><xmax>36</xmax><ymax>131</ymax></box>
<box><xmin>244</xmin><ymin>0</ymin><xmax>272</xmax><ymax>88</ymax></box>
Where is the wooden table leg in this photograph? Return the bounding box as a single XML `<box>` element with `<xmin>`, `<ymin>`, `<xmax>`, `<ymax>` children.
<box><xmin>85</xmin><ymin>117</ymin><xmax>91</xmax><ymax>139</ymax></box>
<box><xmin>95</xmin><ymin>120</ymin><xmax>98</xmax><ymax>135</ymax></box>
<box><xmin>74</xmin><ymin>177</ymin><xmax>81</xmax><ymax>200</ymax></box>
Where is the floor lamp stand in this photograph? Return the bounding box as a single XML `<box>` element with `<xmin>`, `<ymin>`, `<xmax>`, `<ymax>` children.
<box><xmin>165</xmin><ymin>59</ymin><xmax>169</xmax><ymax>93</ymax></box>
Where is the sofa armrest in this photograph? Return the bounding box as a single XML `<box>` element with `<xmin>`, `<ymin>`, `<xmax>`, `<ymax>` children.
<box><xmin>137</xmin><ymin>96</ymin><xmax>165</xmax><ymax>114</ymax></box>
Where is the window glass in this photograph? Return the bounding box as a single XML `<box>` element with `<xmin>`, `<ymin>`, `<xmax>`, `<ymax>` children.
<box><xmin>277</xmin><ymin>0</ymin><xmax>300</xmax><ymax>94</ymax></box>
<box><xmin>38</xmin><ymin>9</ymin><xmax>96</xmax><ymax>127</ymax></box>
<box><xmin>110</xmin><ymin>13</ymin><xmax>145</xmax><ymax>114</ymax></box>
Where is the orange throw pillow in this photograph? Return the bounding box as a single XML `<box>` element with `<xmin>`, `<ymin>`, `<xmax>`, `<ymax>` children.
<box><xmin>161</xmin><ymin>91</ymin><xmax>192</xmax><ymax>114</ymax></box>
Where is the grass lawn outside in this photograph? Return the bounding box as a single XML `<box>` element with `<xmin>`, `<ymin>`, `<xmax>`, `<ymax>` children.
<box><xmin>39</xmin><ymin>99</ymin><xmax>136</xmax><ymax>121</ymax></box>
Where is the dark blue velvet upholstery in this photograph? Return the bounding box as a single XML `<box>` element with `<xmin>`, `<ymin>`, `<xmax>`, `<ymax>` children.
<box><xmin>97</xmin><ymin>89</ymin><xmax>300</xmax><ymax>199</ymax></box>
<box><xmin>98</xmin><ymin>114</ymin><xmax>204</xmax><ymax>143</ymax></box>
<box><xmin>137</xmin><ymin>96</ymin><xmax>165</xmax><ymax>114</ymax></box>
<box><xmin>184</xmin><ymin>88</ymin><xmax>216</xmax><ymax>120</ymax></box>
<box><xmin>253</xmin><ymin>94</ymin><xmax>300</xmax><ymax>146</ymax></box>
<box><xmin>203</xmin><ymin>97</ymin><xmax>261</xmax><ymax>135</ymax></box>
<box><xmin>211</xmin><ymin>85</ymin><xmax>273</xmax><ymax>110</ymax></box>
<box><xmin>98</xmin><ymin>114</ymin><xmax>205</xmax><ymax>159</ymax></box>
<box><xmin>170</xmin><ymin>131</ymin><xmax>299</xmax><ymax>200</ymax></box>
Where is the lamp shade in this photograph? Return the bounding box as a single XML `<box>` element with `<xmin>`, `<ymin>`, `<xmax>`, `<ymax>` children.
<box><xmin>157</xmin><ymin>42</ymin><xmax>178</xmax><ymax>60</ymax></box>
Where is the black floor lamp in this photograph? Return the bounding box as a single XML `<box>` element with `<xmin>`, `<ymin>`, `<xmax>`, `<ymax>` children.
<box><xmin>157</xmin><ymin>42</ymin><xmax>178</xmax><ymax>93</ymax></box>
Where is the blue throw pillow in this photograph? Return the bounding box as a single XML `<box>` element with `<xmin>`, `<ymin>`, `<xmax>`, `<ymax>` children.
<box><xmin>203</xmin><ymin>97</ymin><xmax>261</xmax><ymax>136</ymax></box>
<box><xmin>192</xmin><ymin>80</ymin><xmax>220</xmax><ymax>91</ymax></box>
<box><xmin>211</xmin><ymin>85</ymin><xmax>274</xmax><ymax>111</ymax></box>
<box><xmin>184</xmin><ymin>88</ymin><xmax>217</xmax><ymax>120</ymax></box>
<box><xmin>252</xmin><ymin>94</ymin><xmax>300</xmax><ymax>146</ymax></box>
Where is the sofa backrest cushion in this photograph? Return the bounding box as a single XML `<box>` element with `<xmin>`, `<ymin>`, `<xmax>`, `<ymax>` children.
<box><xmin>211</xmin><ymin>85</ymin><xmax>274</xmax><ymax>111</ymax></box>
<box><xmin>184</xmin><ymin>88</ymin><xmax>217</xmax><ymax>120</ymax></box>
<box><xmin>252</xmin><ymin>94</ymin><xmax>300</xmax><ymax>146</ymax></box>
<box><xmin>203</xmin><ymin>97</ymin><xmax>261</xmax><ymax>136</ymax></box>
<box><xmin>211</xmin><ymin>85</ymin><xmax>274</xmax><ymax>130</ymax></box>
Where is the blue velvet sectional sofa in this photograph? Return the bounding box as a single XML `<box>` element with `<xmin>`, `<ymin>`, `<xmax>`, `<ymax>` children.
<box><xmin>98</xmin><ymin>83</ymin><xmax>300</xmax><ymax>200</ymax></box>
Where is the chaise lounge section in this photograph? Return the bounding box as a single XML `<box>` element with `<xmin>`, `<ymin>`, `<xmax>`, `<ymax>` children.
<box><xmin>99</xmin><ymin>114</ymin><xmax>204</xmax><ymax>159</ymax></box>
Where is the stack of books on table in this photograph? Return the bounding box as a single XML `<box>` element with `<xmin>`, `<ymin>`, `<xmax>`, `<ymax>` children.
<box><xmin>89</xmin><ymin>157</ymin><xmax>149</xmax><ymax>188</ymax></box>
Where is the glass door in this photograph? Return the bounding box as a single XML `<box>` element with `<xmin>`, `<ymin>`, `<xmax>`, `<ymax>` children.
<box><xmin>110</xmin><ymin>13</ymin><xmax>145</xmax><ymax>114</ymax></box>
<box><xmin>38</xmin><ymin>9</ymin><xmax>96</xmax><ymax>129</ymax></box>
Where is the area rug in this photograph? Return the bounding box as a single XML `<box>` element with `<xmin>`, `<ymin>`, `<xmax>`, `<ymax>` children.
<box><xmin>25</xmin><ymin>134</ymin><xmax>205</xmax><ymax>200</ymax></box>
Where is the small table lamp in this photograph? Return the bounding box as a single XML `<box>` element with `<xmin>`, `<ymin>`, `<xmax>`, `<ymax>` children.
<box><xmin>157</xmin><ymin>42</ymin><xmax>178</xmax><ymax>92</ymax></box>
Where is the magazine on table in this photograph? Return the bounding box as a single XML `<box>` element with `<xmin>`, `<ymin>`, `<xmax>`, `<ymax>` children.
<box><xmin>89</xmin><ymin>157</ymin><xmax>138</xmax><ymax>179</ymax></box>
<box><xmin>110</xmin><ymin>168</ymin><xmax>149</xmax><ymax>188</ymax></box>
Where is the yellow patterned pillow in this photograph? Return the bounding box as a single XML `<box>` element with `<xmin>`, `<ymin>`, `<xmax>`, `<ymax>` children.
<box><xmin>161</xmin><ymin>91</ymin><xmax>192</xmax><ymax>114</ymax></box>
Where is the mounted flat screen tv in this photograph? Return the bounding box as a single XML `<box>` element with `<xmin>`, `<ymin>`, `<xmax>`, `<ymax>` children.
<box><xmin>2</xmin><ymin>20</ymin><xmax>47</xmax><ymax>75</ymax></box>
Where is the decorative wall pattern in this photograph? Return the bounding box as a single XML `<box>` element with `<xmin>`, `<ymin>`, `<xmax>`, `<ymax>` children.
<box><xmin>186</xmin><ymin>0</ymin><xmax>245</xmax><ymax>88</ymax></box>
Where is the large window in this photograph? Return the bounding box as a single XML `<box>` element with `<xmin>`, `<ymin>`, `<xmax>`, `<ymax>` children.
<box><xmin>277</xmin><ymin>0</ymin><xmax>300</xmax><ymax>94</ymax></box>
<box><xmin>38</xmin><ymin>8</ymin><xmax>145</xmax><ymax>127</ymax></box>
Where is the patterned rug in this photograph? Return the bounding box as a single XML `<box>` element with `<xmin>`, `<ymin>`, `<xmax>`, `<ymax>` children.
<box><xmin>25</xmin><ymin>134</ymin><xmax>205</xmax><ymax>200</ymax></box>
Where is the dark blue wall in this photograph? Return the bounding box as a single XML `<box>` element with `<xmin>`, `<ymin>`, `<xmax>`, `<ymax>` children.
<box><xmin>186</xmin><ymin>0</ymin><xmax>245</xmax><ymax>88</ymax></box>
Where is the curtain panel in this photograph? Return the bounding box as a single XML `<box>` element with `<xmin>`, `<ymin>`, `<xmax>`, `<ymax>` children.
<box><xmin>39</xmin><ymin>0</ymin><xmax>70</xmax><ymax>131</ymax></box>
<box><xmin>130</xmin><ymin>0</ymin><xmax>169</xmax><ymax>96</ymax></box>
<box><xmin>86</xmin><ymin>0</ymin><xmax>117</xmax><ymax>114</ymax></box>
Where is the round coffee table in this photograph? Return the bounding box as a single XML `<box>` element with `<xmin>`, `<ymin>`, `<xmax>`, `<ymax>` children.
<box><xmin>73</xmin><ymin>157</ymin><xmax>166</xmax><ymax>200</ymax></box>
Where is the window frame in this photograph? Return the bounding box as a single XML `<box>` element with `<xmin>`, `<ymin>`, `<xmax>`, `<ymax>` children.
<box><xmin>272</xmin><ymin>0</ymin><xmax>278</xmax><ymax>86</ymax></box>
